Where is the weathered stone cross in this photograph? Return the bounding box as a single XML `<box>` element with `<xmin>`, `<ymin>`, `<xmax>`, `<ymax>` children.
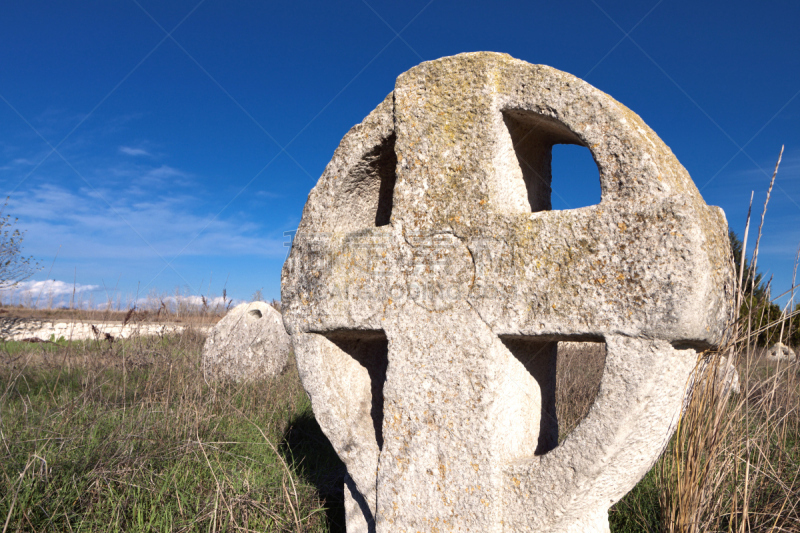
<box><xmin>282</xmin><ymin>52</ymin><xmax>733</xmax><ymax>532</ymax></box>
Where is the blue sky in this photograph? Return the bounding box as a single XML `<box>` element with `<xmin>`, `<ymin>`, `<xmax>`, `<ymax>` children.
<box><xmin>1</xmin><ymin>0</ymin><xmax>798</xmax><ymax>308</ymax></box>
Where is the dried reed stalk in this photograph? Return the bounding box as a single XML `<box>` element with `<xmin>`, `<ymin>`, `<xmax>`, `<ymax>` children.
<box><xmin>658</xmin><ymin>147</ymin><xmax>799</xmax><ymax>532</ymax></box>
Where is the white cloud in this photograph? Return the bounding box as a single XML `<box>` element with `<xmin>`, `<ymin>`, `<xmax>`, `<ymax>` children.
<box><xmin>119</xmin><ymin>146</ymin><xmax>151</xmax><ymax>157</ymax></box>
<box><xmin>0</xmin><ymin>280</ymin><xmax>245</xmax><ymax>310</ymax></box>
<box><xmin>0</xmin><ymin>279</ymin><xmax>101</xmax><ymax>307</ymax></box>
<box><xmin>145</xmin><ymin>294</ymin><xmax>241</xmax><ymax>309</ymax></box>
<box><xmin>86</xmin><ymin>294</ymin><xmax>244</xmax><ymax>312</ymax></box>
<box><xmin>10</xmin><ymin>279</ymin><xmax>100</xmax><ymax>297</ymax></box>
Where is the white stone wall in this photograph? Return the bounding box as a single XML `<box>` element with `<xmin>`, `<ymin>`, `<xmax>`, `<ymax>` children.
<box><xmin>0</xmin><ymin>318</ymin><xmax>210</xmax><ymax>342</ymax></box>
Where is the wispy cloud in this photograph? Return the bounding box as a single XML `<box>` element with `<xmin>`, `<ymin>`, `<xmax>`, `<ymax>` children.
<box><xmin>255</xmin><ymin>190</ymin><xmax>283</xmax><ymax>199</ymax></box>
<box><xmin>0</xmin><ymin>157</ymin><xmax>37</xmax><ymax>171</ymax></box>
<box><xmin>10</xmin><ymin>183</ymin><xmax>288</xmax><ymax>261</ymax></box>
<box><xmin>143</xmin><ymin>165</ymin><xmax>185</xmax><ymax>181</ymax></box>
<box><xmin>723</xmin><ymin>151</ymin><xmax>800</xmax><ymax>186</ymax></box>
<box><xmin>119</xmin><ymin>146</ymin><xmax>152</xmax><ymax>157</ymax></box>
<box><xmin>103</xmin><ymin>162</ymin><xmax>193</xmax><ymax>194</ymax></box>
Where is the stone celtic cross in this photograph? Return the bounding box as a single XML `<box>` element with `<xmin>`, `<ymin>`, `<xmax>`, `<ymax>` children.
<box><xmin>282</xmin><ymin>52</ymin><xmax>733</xmax><ymax>532</ymax></box>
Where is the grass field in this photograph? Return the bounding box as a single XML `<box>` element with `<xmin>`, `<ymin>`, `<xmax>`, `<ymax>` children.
<box><xmin>0</xmin><ymin>329</ymin><xmax>342</xmax><ymax>532</ymax></box>
<box><xmin>1</xmin><ymin>325</ymin><xmax>798</xmax><ymax>531</ymax></box>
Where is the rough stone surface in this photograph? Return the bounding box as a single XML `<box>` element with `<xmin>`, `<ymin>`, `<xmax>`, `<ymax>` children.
<box><xmin>282</xmin><ymin>52</ymin><xmax>734</xmax><ymax>532</ymax></box>
<box><xmin>766</xmin><ymin>342</ymin><xmax>797</xmax><ymax>362</ymax></box>
<box><xmin>718</xmin><ymin>355</ymin><xmax>741</xmax><ymax>395</ymax></box>
<box><xmin>691</xmin><ymin>352</ymin><xmax>740</xmax><ymax>400</ymax></box>
<box><xmin>202</xmin><ymin>301</ymin><xmax>290</xmax><ymax>382</ymax></box>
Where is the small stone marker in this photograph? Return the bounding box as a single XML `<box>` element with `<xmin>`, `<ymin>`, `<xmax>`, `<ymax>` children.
<box><xmin>202</xmin><ymin>301</ymin><xmax>289</xmax><ymax>382</ymax></box>
<box><xmin>766</xmin><ymin>341</ymin><xmax>796</xmax><ymax>362</ymax></box>
<box><xmin>282</xmin><ymin>53</ymin><xmax>734</xmax><ymax>532</ymax></box>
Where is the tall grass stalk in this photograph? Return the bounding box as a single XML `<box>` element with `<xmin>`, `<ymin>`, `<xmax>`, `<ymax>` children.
<box><xmin>658</xmin><ymin>147</ymin><xmax>800</xmax><ymax>532</ymax></box>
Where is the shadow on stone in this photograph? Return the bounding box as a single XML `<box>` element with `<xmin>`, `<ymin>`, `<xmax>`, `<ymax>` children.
<box><xmin>280</xmin><ymin>409</ymin><xmax>347</xmax><ymax>533</ymax></box>
<box><xmin>323</xmin><ymin>330</ymin><xmax>389</xmax><ymax>450</ymax></box>
<box><xmin>500</xmin><ymin>337</ymin><xmax>559</xmax><ymax>455</ymax></box>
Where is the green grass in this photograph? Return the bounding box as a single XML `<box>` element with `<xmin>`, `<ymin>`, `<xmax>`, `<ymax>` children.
<box><xmin>0</xmin><ymin>332</ymin><xmax>345</xmax><ymax>532</ymax></box>
<box><xmin>609</xmin><ymin>467</ymin><xmax>661</xmax><ymax>533</ymax></box>
<box><xmin>2</xmin><ymin>331</ymin><xmax>798</xmax><ymax>532</ymax></box>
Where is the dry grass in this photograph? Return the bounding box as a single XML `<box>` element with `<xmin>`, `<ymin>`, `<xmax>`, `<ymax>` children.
<box><xmin>0</xmin><ymin>305</ymin><xmax>224</xmax><ymax>326</ymax></box>
<box><xmin>653</xmin><ymin>148</ymin><xmax>800</xmax><ymax>533</ymax></box>
<box><xmin>556</xmin><ymin>341</ymin><xmax>606</xmax><ymax>439</ymax></box>
<box><xmin>656</xmin><ymin>346</ymin><xmax>800</xmax><ymax>533</ymax></box>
